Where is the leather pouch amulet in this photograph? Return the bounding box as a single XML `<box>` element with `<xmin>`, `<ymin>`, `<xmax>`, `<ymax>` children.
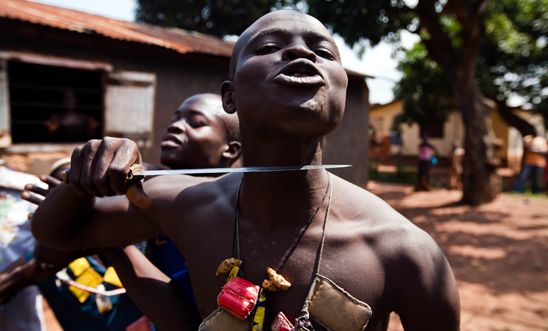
<box><xmin>217</xmin><ymin>277</ymin><xmax>260</xmax><ymax>320</ymax></box>
<box><xmin>307</xmin><ymin>275</ymin><xmax>372</xmax><ymax>331</ymax></box>
<box><xmin>272</xmin><ymin>311</ymin><xmax>295</xmax><ymax>331</ymax></box>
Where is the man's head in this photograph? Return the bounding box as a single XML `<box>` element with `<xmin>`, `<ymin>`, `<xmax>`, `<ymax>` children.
<box><xmin>221</xmin><ymin>10</ymin><xmax>348</xmax><ymax>141</ymax></box>
<box><xmin>160</xmin><ymin>93</ymin><xmax>241</xmax><ymax>169</ymax></box>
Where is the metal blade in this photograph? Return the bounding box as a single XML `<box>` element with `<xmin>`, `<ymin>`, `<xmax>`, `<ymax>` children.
<box><xmin>134</xmin><ymin>164</ymin><xmax>351</xmax><ymax>177</ymax></box>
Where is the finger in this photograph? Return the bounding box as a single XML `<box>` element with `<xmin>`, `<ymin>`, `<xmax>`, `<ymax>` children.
<box><xmin>41</xmin><ymin>176</ymin><xmax>61</xmax><ymax>189</ymax></box>
<box><xmin>80</xmin><ymin>140</ymin><xmax>104</xmax><ymax>197</ymax></box>
<box><xmin>109</xmin><ymin>138</ymin><xmax>141</xmax><ymax>195</ymax></box>
<box><xmin>24</xmin><ymin>183</ymin><xmax>48</xmax><ymax>197</ymax></box>
<box><xmin>126</xmin><ymin>182</ymin><xmax>151</xmax><ymax>209</ymax></box>
<box><xmin>91</xmin><ymin>137</ymin><xmax>119</xmax><ymax>196</ymax></box>
<box><xmin>21</xmin><ymin>191</ymin><xmax>44</xmax><ymax>206</ymax></box>
<box><xmin>68</xmin><ymin>145</ymin><xmax>85</xmax><ymax>194</ymax></box>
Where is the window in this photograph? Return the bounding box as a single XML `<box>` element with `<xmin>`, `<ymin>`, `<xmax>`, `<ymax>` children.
<box><xmin>7</xmin><ymin>61</ymin><xmax>103</xmax><ymax>144</ymax></box>
<box><xmin>0</xmin><ymin>58</ymin><xmax>155</xmax><ymax>149</ymax></box>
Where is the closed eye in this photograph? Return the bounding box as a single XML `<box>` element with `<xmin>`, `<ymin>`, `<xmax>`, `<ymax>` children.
<box><xmin>187</xmin><ymin>115</ymin><xmax>208</xmax><ymax>128</ymax></box>
<box><xmin>255</xmin><ymin>44</ymin><xmax>280</xmax><ymax>55</ymax></box>
<box><xmin>315</xmin><ymin>48</ymin><xmax>336</xmax><ymax>60</ymax></box>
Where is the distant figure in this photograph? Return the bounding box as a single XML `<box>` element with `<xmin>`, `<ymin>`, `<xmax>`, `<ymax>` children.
<box><xmin>514</xmin><ymin>134</ymin><xmax>547</xmax><ymax>194</ymax></box>
<box><xmin>449</xmin><ymin>141</ymin><xmax>465</xmax><ymax>190</ymax></box>
<box><xmin>46</xmin><ymin>90</ymin><xmax>98</xmax><ymax>142</ymax></box>
<box><xmin>416</xmin><ymin>135</ymin><xmax>437</xmax><ymax>191</ymax></box>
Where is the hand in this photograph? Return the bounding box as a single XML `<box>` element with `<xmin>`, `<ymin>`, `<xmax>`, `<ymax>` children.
<box><xmin>68</xmin><ymin>137</ymin><xmax>142</xmax><ymax>197</ymax></box>
<box><xmin>21</xmin><ymin>175</ymin><xmax>61</xmax><ymax>206</ymax></box>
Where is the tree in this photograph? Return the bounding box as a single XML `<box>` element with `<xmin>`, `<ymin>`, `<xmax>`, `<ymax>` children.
<box><xmin>306</xmin><ymin>0</ymin><xmax>547</xmax><ymax>205</ymax></box>
<box><xmin>136</xmin><ymin>0</ymin><xmax>279</xmax><ymax>37</ymax></box>
<box><xmin>393</xmin><ymin>43</ymin><xmax>454</xmax><ymax>134</ymax></box>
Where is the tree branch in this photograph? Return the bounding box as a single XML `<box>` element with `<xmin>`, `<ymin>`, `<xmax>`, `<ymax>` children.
<box><xmin>414</xmin><ymin>0</ymin><xmax>456</xmax><ymax>70</ymax></box>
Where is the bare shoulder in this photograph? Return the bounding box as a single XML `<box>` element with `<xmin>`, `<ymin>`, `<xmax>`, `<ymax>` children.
<box><xmin>331</xmin><ymin>176</ymin><xmax>460</xmax><ymax>330</ymax></box>
<box><xmin>332</xmin><ymin>175</ymin><xmax>445</xmax><ymax>260</ymax></box>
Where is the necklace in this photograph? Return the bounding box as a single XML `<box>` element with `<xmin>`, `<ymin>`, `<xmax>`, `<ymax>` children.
<box><xmin>233</xmin><ymin>171</ymin><xmax>331</xmax><ymax>278</ymax></box>
<box><xmin>230</xmin><ymin>172</ymin><xmax>332</xmax><ymax>330</ymax></box>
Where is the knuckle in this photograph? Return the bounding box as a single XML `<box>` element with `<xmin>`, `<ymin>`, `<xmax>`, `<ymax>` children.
<box><xmin>108</xmin><ymin>165</ymin><xmax>127</xmax><ymax>180</ymax></box>
<box><xmin>93</xmin><ymin>174</ymin><xmax>110</xmax><ymax>195</ymax></box>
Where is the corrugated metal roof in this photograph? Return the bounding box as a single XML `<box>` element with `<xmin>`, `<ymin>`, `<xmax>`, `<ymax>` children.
<box><xmin>0</xmin><ymin>0</ymin><xmax>369</xmax><ymax>78</ymax></box>
<box><xmin>0</xmin><ymin>0</ymin><xmax>234</xmax><ymax>57</ymax></box>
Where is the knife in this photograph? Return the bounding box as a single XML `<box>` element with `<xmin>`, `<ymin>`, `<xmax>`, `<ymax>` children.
<box><xmin>65</xmin><ymin>164</ymin><xmax>351</xmax><ymax>209</ymax></box>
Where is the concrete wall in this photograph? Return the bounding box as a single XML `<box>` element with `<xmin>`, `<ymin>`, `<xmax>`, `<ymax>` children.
<box><xmin>323</xmin><ymin>75</ymin><xmax>369</xmax><ymax>185</ymax></box>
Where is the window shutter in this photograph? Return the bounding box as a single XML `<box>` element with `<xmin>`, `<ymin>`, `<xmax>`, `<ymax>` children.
<box><xmin>104</xmin><ymin>71</ymin><xmax>156</xmax><ymax>148</ymax></box>
<box><xmin>0</xmin><ymin>60</ymin><xmax>12</xmax><ymax>147</ymax></box>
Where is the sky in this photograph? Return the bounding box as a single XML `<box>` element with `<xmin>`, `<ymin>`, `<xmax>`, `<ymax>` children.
<box><xmin>32</xmin><ymin>0</ymin><xmax>418</xmax><ymax>104</ymax></box>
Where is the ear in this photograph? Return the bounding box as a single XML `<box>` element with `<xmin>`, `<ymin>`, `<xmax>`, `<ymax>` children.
<box><xmin>221</xmin><ymin>80</ymin><xmax>237</xmax><ymax>114</ymax></box>
<box><xmin>222</xmin><ymin>140</ymin><xmax>242</xmax><ymax>165</ymax></box>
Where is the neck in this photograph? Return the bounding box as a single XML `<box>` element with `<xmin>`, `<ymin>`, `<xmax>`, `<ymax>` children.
<box><xmin>238</xmin><ymin>138</ymin><xmax>330</xmax><ymax>229</ymax></box>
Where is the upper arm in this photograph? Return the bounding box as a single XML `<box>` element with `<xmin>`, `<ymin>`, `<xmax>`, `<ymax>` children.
<box><xmin>390</xmin><ymin>232</ymin><xmax>460</xmax><ymax>331</ymax></box>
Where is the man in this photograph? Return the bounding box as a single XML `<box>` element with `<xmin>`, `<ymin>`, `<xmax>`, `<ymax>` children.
<box><xmin>514</xmin><ymin>134</ymin><xmax>547</xmax><ymax>194</ymax></box>
<box><xmin>33</xmin><ymin>10</ymin><xmax>460</xmax><ymax>330</ymax></box>
<box><xmin>3</xmin><ymin>93</ymin><xmax>240</xmax><ymax>330</ymax></box>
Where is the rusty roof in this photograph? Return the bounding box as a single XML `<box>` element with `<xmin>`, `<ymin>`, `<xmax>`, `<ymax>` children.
<box><xmin>0</xmin><ymin>0</ymin><xmax>234</xmax><ymax>57</ymax></box>
<box><xmin>0</xmin><ymin>0</ymin><xmax>369</xmax><ymax>78</ymax></box>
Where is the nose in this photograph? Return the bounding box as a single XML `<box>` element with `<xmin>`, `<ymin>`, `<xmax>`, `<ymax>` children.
<box><xmin>166</xmin><ymin>119</ymin><xmax>186</xmax><ymax>134</ymax></box>
<box><xmin>282</xmin><ymin>43</ymin><xmax>317</xmax><ymax>62</ymax></box>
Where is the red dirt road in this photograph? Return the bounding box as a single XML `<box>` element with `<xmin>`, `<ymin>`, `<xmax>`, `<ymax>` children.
<box><xmin>366</xmin><ymin>181</ymin><xmax>548</xmax><ymax>331</ymax></box>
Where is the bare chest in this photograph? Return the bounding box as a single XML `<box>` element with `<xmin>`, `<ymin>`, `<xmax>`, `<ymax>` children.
<box><xmin>185</xmin><ymin>223</ymin><xmax>388</xmax><ymax>328</ymax></box>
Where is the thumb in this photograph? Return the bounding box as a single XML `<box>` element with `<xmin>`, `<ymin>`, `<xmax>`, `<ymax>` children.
<box><xmin>125</xmin><ymin>182</ymin><xmax>151</xmax><ymax>209</ymax></box>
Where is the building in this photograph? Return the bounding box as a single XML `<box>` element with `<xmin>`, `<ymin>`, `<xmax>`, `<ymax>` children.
<box><xmin>369</xmin><ymin>99</ymin><xmax>545</xmax><ymax>172</ymax></box>
<box><xmin>0</xmin><ymin>0</ymin><xmax>370</xmax><ymax>184</ymax></box>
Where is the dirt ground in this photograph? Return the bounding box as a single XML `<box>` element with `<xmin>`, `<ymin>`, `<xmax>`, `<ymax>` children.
<box><xmin>365</xmin><ymin>181</ymin><xmax>548</xmax><ymax>331</ymax></box>
<box><xmin>43</xmin><ymin>181</ymin><xmax>547</xmax><ymax>330</ymax></box>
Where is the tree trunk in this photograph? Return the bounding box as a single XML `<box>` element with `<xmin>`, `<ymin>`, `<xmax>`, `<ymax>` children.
<box><xmin>456</xmin><ymin>81</ymin><xmax>500</xmax><ymax>205</ymax></box>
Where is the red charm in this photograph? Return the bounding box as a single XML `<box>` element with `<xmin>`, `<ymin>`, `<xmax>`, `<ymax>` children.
<box><xmin>217</xmin><ymin>277</ymin><xmax>260</xmax><ymax>320</ymax></box>
<box><xmin>272</xmin><ymin>311</ymin><xmax>294</xmax><ymax>331</ymax></box>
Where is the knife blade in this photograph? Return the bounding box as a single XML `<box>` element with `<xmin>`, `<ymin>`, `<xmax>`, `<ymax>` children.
<box><xmin>129</xmin><ymin>164</ymin><xmax>351</xmax><ymax>180</ymax></box>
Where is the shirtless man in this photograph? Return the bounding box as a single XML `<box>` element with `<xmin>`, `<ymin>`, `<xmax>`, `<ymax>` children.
<box><xmin>32</xmin><ymin>10</ymin><xmax>460</xmax><ymax>330</ymax></box>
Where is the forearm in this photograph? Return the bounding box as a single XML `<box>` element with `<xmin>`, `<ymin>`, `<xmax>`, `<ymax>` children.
<box><xmin>31</xmin><ymin>183</ymin><xmax>94</xmax><ymax>249</ymax></box>
<box><xmin>110</xmin><ymin>246</ymin><xmax>200</xmax><ymax>331</ymax></box>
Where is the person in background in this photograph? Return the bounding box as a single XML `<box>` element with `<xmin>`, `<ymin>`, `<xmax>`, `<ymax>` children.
<box><xmin>449</xmin><ymin>140</ymin><xmax>465</xmax><ymax>190</ymax></box>
<box><xmin>4</xmin><ymin>93</ymin><xmax>241</xmax><ymax>330</ymax></box>
<box><xmin>514</xmin><ymin>134</ymin><xmax>547</xmax><ymax>194</ymax></box>
<box><xmin>46</xmin><ymin>89</ymin><xmax>98</xmax><ymax>142</ymax></box>
<box><xmin>416</xmin><ymin>134</ymin><xmax>438</xmax><ymax>191</ymax></box>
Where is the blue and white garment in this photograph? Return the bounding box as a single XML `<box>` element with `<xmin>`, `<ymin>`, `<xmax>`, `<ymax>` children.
<box><xmin>0</xmin><ymin>165</ymin><xmax>45</xmax><ymax>331</ymax></box>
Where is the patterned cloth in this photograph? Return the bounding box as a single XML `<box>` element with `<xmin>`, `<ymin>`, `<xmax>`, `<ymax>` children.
<box><xmin>0</xmin><ymin>165</ymin><xmax>45</xmax><ymax>331</ymax></box>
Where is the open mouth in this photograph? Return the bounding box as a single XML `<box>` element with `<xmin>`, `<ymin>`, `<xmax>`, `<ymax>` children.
<box><xmin>274</xmin><ymin>60</ymin><xmax>325</xmax><ymax>87</ymax></box>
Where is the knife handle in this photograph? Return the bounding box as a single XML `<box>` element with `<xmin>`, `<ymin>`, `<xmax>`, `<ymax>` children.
<box><xmin>61</xmin><ymin>164</ymin><xmax>151</xmax><ymax>209</ymax></box>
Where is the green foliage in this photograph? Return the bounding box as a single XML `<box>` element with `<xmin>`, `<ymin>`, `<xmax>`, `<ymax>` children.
<box><xmin>479</xmin><ymin>0</ymin><xmax>547</xmax><ymax>123</ymax></box>
<box><xmin>304</xmin><ymin>0</ymin><xmax>546</xmax><ymax>128</ymax></box>
<box><xmin>305</xmin><ymin>0</ymin><xmax>414</xmax><ymax>46</ymax></box>
<box><xmin>393</xmin><ymin>43</ymin><xmax>454</xmax><ymax>130</ymax></box>
<box><xmin>135</xmin><ymin>0</ymin><xmax>282</xmax><ymax>37</ymax></box>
